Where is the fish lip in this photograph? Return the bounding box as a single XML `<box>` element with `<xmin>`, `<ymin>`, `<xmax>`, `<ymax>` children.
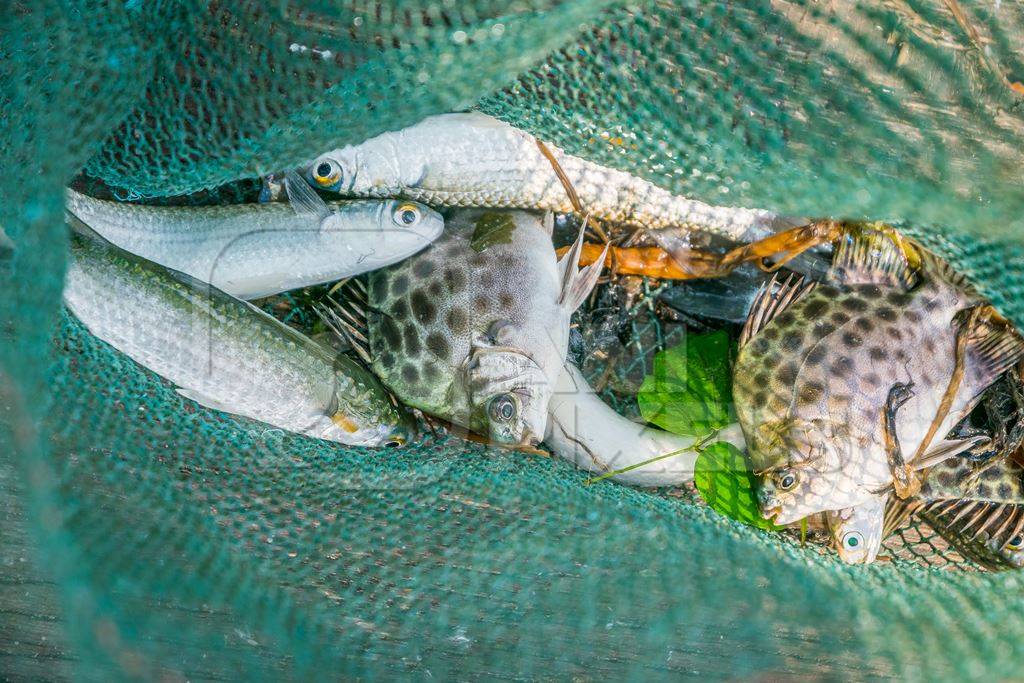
<box><xmin>761</xmin><ymin>505</ymin><xmax>783</xmax><ymax>522</ymax></box>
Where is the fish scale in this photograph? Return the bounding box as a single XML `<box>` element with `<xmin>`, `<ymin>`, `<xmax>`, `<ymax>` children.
<box><xmin>734</xmin><ymin>226</ymin><xmax>1024</xmax><ymax>524</ymax></box>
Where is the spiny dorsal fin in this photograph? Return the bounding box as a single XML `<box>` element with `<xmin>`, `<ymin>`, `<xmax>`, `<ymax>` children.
<box><xmin>313</xmin><ymin>283</ymin><xmax>371</xmax><ymax>364</ymax></box>
<box><xmin>739</xmin><ymin>273</ymin><xmax>816</xmax><ymax>348</ymax></box>
<box><xmin>827</xmin><ymin>223</ymin><xmax>919</xmax><ymax>289</ymax></box>
<box><xmin>557</xmin><ymin>216</ymin><xmax>607</xmax><ymax>313</ymax></box>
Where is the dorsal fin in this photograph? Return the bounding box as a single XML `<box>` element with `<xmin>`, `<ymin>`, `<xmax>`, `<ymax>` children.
<box><xmin>739</xmin><ymin>273</ymin><xmax>816</xmax><ymax>347</ymax></box>
<box><xmin>964</xmin><ymin>311</ymin><xmax>1024</xmax><ymax>385</ymax></box>
<box><xmin>313</xmin><ymin>280</ymin><xmax>371</xmax><ymax>364</ymax></box>
<box><xmin>826</xmin><ymin>223</ymin><xmax>919</xmax><ymax>289</ymax></box>
<box><xmin>556</xmin><ymin>217</ymin><xmax>607</xmax><ymax>313</ymax></box>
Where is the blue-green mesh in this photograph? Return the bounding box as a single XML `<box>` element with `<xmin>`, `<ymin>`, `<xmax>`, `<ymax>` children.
<box><xmin>3</xmin><ymin>1</ymin><xmax>1024</xmax><ymax>679</ymax></box>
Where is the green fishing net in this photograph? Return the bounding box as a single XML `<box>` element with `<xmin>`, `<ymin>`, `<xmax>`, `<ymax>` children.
<box><xmin>4</xmin><ymin>1</ymin><xmax>1024</xmax><ymax>678</ymax></box>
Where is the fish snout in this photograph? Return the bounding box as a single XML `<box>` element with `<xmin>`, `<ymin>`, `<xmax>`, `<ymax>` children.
<box><xmin>757</xmin><ymin>484</ymin><xmax>782</xmax><ymax>521</ymax></box>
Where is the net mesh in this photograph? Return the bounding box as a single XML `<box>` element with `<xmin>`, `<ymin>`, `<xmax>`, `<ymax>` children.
<box><xmin>4</xmin><ymin>1</ymin><xmax>1024</xmax><ymax>679</ymax></box>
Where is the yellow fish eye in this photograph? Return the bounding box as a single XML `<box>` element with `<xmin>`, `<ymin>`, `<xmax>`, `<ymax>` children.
<box><xmin>312</xmin><ymin>159</ymin><xmax>342</xmax><ymax>186</ymax></box>
<box><xmin>392</xmin><ymin>203</ymin><xmax>422</xmax><ymax>227</ymax></box>
<box><xmin>1006</xmin><ymin>535</ymin><xmax>1024</xmax><ymax>551</ymax></box>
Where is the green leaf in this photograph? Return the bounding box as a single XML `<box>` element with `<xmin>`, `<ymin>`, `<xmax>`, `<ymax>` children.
<box><xmin>694</xmin><ymin>442</ymin><xmax>781</xmax><ymax>531</ymax></box>
<box><xmin>637</xmin><ymin>330</ymin><xmax>734</xmax><ymax>436</ymax></box>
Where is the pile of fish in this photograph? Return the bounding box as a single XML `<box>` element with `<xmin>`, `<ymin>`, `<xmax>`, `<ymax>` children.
<box><xmin>57</xmin><ymin>111</ymin><xmax>1024</xmax><ymax>569</ymax></box>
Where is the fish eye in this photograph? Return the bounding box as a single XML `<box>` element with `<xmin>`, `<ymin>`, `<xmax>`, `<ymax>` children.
<box><xmin>776</xmin><ymin>469</ymin><xmax>799</xmax><ymax>491</ymax></box>
<box><xmin>385</xmin><ymin>436</ymin><xmax>405</xmax><ymax>448</ymax></box>
<box><xmin>488</xmin><ymin>394</ymin><xmax>517</xmax><ymax>423</ymax></box>
<box><xmin>1007</xmin><ymin>535</ymin><xmax>1024</xmax><ymax>551</ymax></box>
<box><xmin>312</xmin><ymin>159</ymin><xmax>342</xmax><ymax>186</ymax></box>
<box><xmin>842</xmin><ymin>531</ymin><xmax>864</xmax><ymax>551</ymax></box>
<box><xmin>393</xmin><ymin>203</ymin><xmax>422</xmax><ymax>227</ymax></box>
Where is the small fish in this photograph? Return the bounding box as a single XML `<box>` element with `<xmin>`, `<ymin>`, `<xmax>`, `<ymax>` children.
<box><xmin>66</xmin><ymin>174</ymin><xmax>442</xmax><ymax>299</ymax></box>
<box><xmin>320</xmin><ymin>209</ymin><xmax>603</xmax><ymax>446</ymax></box>
<box><xmin>294</xmin><ymin>112</ymin><xmax>795</xmax><ymax>243</ymax></box>
<box><xmin>734</xmin><ymin>224</ymin><xmax>1024</xmax><ymax>524</ymax></box>
<box><xmin>64</xmin><ymin>223</ymin><xmax>414</xmax><ymax>447</ymax></box>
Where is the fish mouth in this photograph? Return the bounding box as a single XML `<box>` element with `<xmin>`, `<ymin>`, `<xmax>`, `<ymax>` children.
<box><xmin>761</xmin><ymin>505</ymin><xmax>783</xmax><ymax>523</ymax></box>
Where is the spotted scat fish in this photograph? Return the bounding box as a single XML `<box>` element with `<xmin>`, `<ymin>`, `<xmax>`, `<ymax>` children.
<box><xmin>292</xmin><ymin>112</ymin><xmax>794</xmax><ymax>243</ymax></box>
<box><xmin>65</xmin><ymin>225</ymin><xmax>414</xmax><ymax>448</ymax></box>
<box><xmin>67</xmin><ymin>175</ymin><xmax>442</xmax><ymax>300</ymax></box>
<box><xmin>734</xmin><ymin>225</ymin><xmax>1024</xmax><ymax>525</ymax></box>
<box><xmin>321</xmin><ymin>209</ymin><xmax>604</xmax><ymax>447</ymax></box>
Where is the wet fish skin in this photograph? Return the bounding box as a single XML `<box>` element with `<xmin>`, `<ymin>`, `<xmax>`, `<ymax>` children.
<box><xmin>300</xmin><ymin>112</ymin><xmax>793</xmax><ymax>243</ymax></box>
<box><xmin>734</xmin><ymin>228</ymin><xmax>1024</xmax><ymax>525</ymax></box>
<box><xmin>66</xmin><ymin>188</ymin><xmax>443</xmax><ymax>300</ymax></box>
<box><xmin>358</xmin><ymin>209</ymin><xmax>601</xmax><ymax>446</ymax></box>
<box><xmin>64</xmin><ymin>230</ymin><xmax>414</xmax><ymax>447</ymax></box>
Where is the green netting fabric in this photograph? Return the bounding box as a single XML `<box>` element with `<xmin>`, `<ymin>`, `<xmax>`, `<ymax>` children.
<box><xmin>4</xmin><ymin>1</ymin><xmax>1024</xmax><ymax>679</ymax></box>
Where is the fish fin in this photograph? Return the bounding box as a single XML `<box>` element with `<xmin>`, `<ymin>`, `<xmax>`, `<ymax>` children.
<box><xmin>882</xmin><ymin>496</ymin><xmax>922</xmax><ymax>537</ymax></box>
<box><xmin>917</xmin><ymin>435</ymin><xmax>990</xmax><ymax>471</ymax></box>
<box><xmin>964</xmin><ymin>308</ymin><xmax>1024</xmax><ymax>387</ymax></box>
<box><xmin>176</xmin><ymin>387</ymin><xmax>235</xmax><ymax>415</ymax></box>
<box><xmin>827</xmin><ymin>223</ymin><xmax>919</xmax><ymax>289</ymax></box>
<box><xmin>284</xmin><ymin>168</ymin><xmax>332</xmax><ymax>222</ymax></box>
<box><xmin>557</xmin><ymin>218</ymin><xmax>607</xmax><ymax>313</ymax></box>
<box><xmin>739</xmin><ymin>273</ymin><xmax>816</xmax><ymax>347</ymax></box>
<box><xmin>313</xmin><ymin>287</ymin><xmax>371</xmax><ymax>365</ymax></box>
<box><xmin>541</xmin><ymin>211</ymin><xmax>554</xmax><ymax>237</ymax></box>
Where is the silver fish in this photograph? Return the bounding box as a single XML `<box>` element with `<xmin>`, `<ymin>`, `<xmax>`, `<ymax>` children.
<box><xmin>321</xmin><ymin>209</ymin><xmax>603</xmax><ymax>446</ymax></box>
<box><xmin>66</xmin><ymin>177</ymin><xmax>442</xmax><ymax>300</ymax></box>
<box><xmin>734</xmin><ymin>224</ymin><xmax>1024</xmax><ymax>524</ymax></box>
<box><xmin>296</xmin><ymin>112</ymin><xmax>794</xmax><ymax>243</ymax></box>
<box><xmin>64</xmin><ymin>225</ymin><xmax>414</xmax><ymax>447</ymax></box>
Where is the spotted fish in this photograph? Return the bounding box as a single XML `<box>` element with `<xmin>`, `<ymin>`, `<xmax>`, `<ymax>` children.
<box><xmin>734</xmin><ymin>224</ymin><xmax>1024</xmax><ymax>525</ymax></box>
<box><xmin>321</xmin><ymin>209</ymin><xmax>604</xmax><ymax>446</ymax></box>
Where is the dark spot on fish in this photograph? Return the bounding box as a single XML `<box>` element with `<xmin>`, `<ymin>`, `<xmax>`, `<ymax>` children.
<box><xmin>831</xmin><ymin>311</ymin><xmax>851</xmax><ymax>325</ymax></box>
<box><xmin>830</xmin><ymin>356</ymin><xmax>854</xmax><ymax>378</ymax></box>
<box><xmin>499</xmin><ymin>291</ymin><xmax>515</xmax><ymax>311</ymax></box>
<box><xmin>775</xmin><ymin>311</ymin><xmax>796</xmax><ymax>327</ymax></box>
<box><xmin>428</xmin><ymin>281</ymin><xmax>443</xmax><ymax>297</ymax></box>
<box><xmin>905</xmin><ymin>310</ymin><xmax>922</xmax><ymax>324</ymax></box>
<box><xmin>752</xmin><ymin>390</ymin><xmax>768</xmax><ymax>406</ymax></box>
<box><xmin>392</xmin><ymin>274</ymin><xmax>410</xmax><ymax>297</ymax></box>
<box><xmin>762</xmin><ymin>326</ymin><xmax>780</xmax><ymax>341</ymax></box>
<box><xmin>877</xmin><ymin>306</ymin><xmax>897</xmax><ymax>322</ymax></box>
<box><xmin>481</xmin><ymin>271</ymin><xmax>496</xmax><ymax>288</ymax></box>
<box><xmin>924</xmin><ymin>299</ymin><xmax>938</xmax><ymax>312</ymax></box>
<box><xmin>443</xmin><ymin>268</ymin><xmax>466</xmax><ymax>293</ymax></box>
<box><xmin>818</xmin><ymin>285</ymin><xmax>841</xmax><ymax>298</ymax></box>
<box><xmin>887</xmin><ymin>291</ymin><xmax>912</xmax><ymax>306</ymax></box>
<box><xmin>936</xmin><ymin>470</ymin><xmax>955</xmax><ymax>487</ymax></box>
<box><xmin>413</xmin><ymin>259</ymin><xmax>437</xmax><ymax>278</ymax></box>
<box><xmin>411</xmin><ymin>290</ymin><xmax>436</xmax><ymax>324</ymax></box>
<box><xmin>751</xmin><ymin>337</ymin><xmax>772</xmax><ymax>356</ymax></box>
<box><xmin>896</xmin><ymin>349</ymin><xmax>909</xmax><ymax>363</ymax></box>
<box><xmin>423</xmin><ymin>363</ymin><xmax>440</xmax><ymax>383</ymax></box>
<box><xmin>842</xmin><ymin>331</ymin><xmax>862</xmax><ymax>348</ymax></box>
<box><xmin>469</xmin><ymin>253</ymin><xmax>488</xmax><ymax>267</ymax></box>
<box><xmin>370</xmin><ymin>275</ymin><xmax>388</xmax><ymax>301</ymax></box>
<box><xmin>869</xmin><ymin>346</ymin><xmax>887</xmax><ymax>361</ymax></box>
<box><xmin>983</xmin><ymin>467</ymin><xmax>1001</xmax><ymax>481</ymax></box>
<box><xmin>403</xmin><ymin>326</ymin><xmax>421</xmax><ymax>355</ymax></box>
<box><xmin>797</xmin><ymin>381</ymin><xmax>824</xmax><ymax>405</ymax></box>
<box><xmin>777</xmin><ymin>362</ymin><xmax>800</xmax><ymax>385</ymax></box>
<box><xmin>401</xmin><ymin>364</ymin><xmax>420</xmax><ymax>385</ymax></box>
<box><xmin>841</xmin><ymin>297</ymin><xmax>868</xmax><ymax>312</ymax></box>
<box><xmin>855</xmin><ymin>318</ymin><xmax>874</xmax><ymax>333</ymax></box>
<box><xmin>753</xmin><ymin>371</ymin><xmax>771</xmax><ymax>388</ymax></box>
<box><xmin>391</xmin><ymin>299</ymin><xmax>409</xmax><ymax>321</ymax></box>
<box><xmin>802</xmin><ymin>299</ymin><xmax>828</xmax><ymax>318</ymax></box>
<box><xmin>832</xmin><ymin>393</ymin><xmax>852</xmax><ymax>408</ymax></box>
<box><xmin>473</xmin><ymin>294</ymin><xmax>490</xmax><ymax>313</ymax></box>
<box><xmin>923</xmin><ymin>338</ymin><xmax>935</xmax><ymax>353</ymax></box>
<box><xmin>426</xmin><ymin>332</ymin><xmax>450</xmax><ymax>358</ymax></box>
<box><xmin>380</xmin><ymin>316</ymin><xmax>402</xmax><ymax>349</ymax></box>
<box><xmin>782</xmin><ymin>331</ymin><xmax>804</xmax><ymax>352</ymax></box>
<box><xmin>380</xmin><ymin>352</ymin><xmax>395</xmax><ymax>369</ymax></box>
<box><xmin>445</xmin><ymin>308</ymin><xmax>468</xmax><ymax>336</ymax></box>
<box><xmin>806</xmin><ymin>345</ymin><xmax>827</xmax><ymax>365</ymax></box>
<box><xmin>863</xmin><ymin>285</ymin><xmax>883</xmax><ymax>298</ymax></box>
<box><xmin>999</xmin><ymin>483</ymin><xmax>1013</xmax><ymax>499</ymax></box>
<box><xmin>864</xmin><ymin>373</ymin><xmax>880</xmax><ymax>387</ymax></box>
<box><xmin>976</xmin><ymin>483</ymin><xmax>992</xmax><ymax>498</ymax></box>
<box><xmin>814</xmin><ymin>322</ymin><xmax>836</xmax><ymax>339</ymax></box>
<box><xmin>886</xmin><ymin>327</ymin><xmax>902</xmax><ymax>341</ymax></box>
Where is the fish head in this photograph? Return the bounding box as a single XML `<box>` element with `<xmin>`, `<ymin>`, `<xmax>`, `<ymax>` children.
<box><xmin>750</xmin><ymin>418</ymin><xmax>879</xmax><ymax>525</ymax></box>
<box><xmin>988</xmin><ymin>532</ymin><xmax>1024</xmax><ymax>568</ymax></box>
<box><xmin>826</xmin><ymin>496</ymin><xmax>886</xmax><ymax>564</ymax></box>
<box><xmin>323</xmin><ymin>373</ymin><xmax>417</xmax><ymax>448</ymax></box>
<box><xmin>466</xmin><ymin>347</ymin><xmax>550</xmax><ymax>447</ymax></box>
<box><xmin>305</xmin><ymin>144</ymin><xmax>416</xmax><ymax>196</ymax></box>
